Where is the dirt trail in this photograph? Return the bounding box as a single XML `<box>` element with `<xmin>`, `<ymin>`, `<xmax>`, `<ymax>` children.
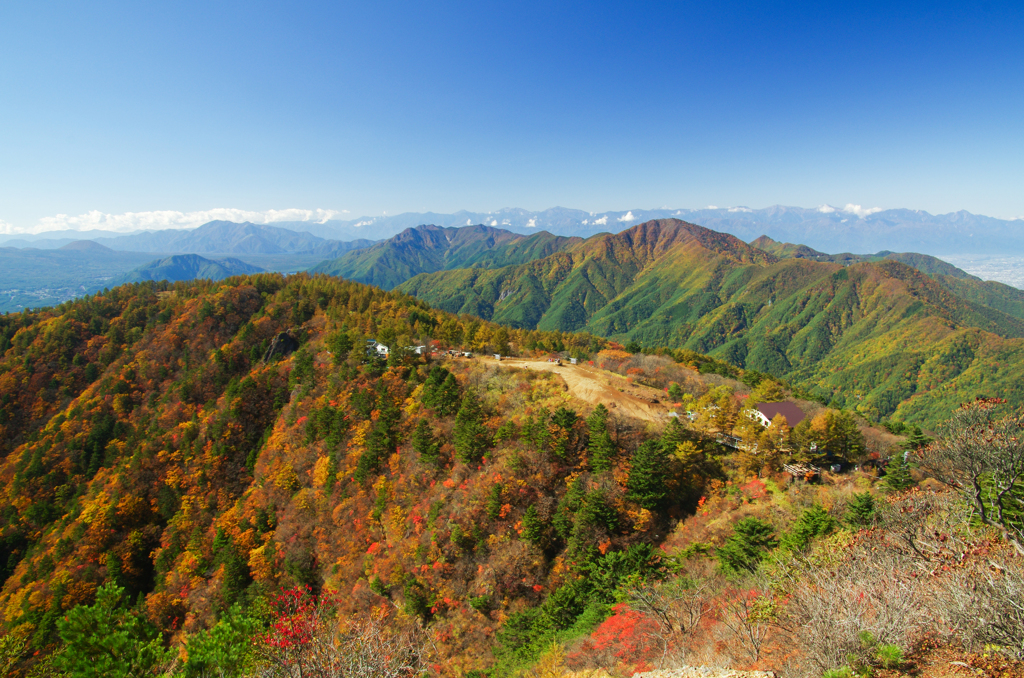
<box><xmin>490</xmin><ymin>358</ymin><xmax>673</xmax><ymax>423</ymax></box>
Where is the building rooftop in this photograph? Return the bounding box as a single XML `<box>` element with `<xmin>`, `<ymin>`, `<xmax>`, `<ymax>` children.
<box><xmin>756</xmin><ymin>401</ymin><xmax>807</xmax><ymax>427</ymax></box>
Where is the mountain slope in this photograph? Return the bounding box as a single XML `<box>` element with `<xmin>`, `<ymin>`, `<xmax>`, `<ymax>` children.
<box><xmin>748</xmin><ymin>235</ymin><xmax>1024</xmax><ymax>321</ymax></box>
<box><xmin>749</xmin><ymin>235</ymin><xmax>977</xmax><ymax>278</ymax></box>
<box><xmin>262</xmin><ymin>205</ymin><xmax>1024</xmax><ymax>256</ymax></box>
<box><xmin>91</xmin><ymin>221</ymin><xmax>376</xmax><ymax>255</ymax></box>
<box><xmin>400</xmin><ymin>219</ymin><xmax>1024</xmax><ymax>423</ymax></box>
<box><xmin>310</xmin><ymin>224</ymin><xmax>579</xmax><ymax>290</ymax></box>
<box><xmin>0</xmin><ymin>274</ymin><xmax>622</xmax><ymax>672</ymax></box>
<box><xmin>110</xmin><ymin>254</ymin><xmax>265</xmax><ymax>285</ymax></box>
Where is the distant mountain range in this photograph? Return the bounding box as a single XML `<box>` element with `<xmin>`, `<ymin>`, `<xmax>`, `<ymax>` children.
<box><xmin>0</xmin><ymin>221</ymin><xmax>377</xmax><ymax>256</ymax></box>
<box><xmin>280</xmin><ymin>206</ymin><xmax>1024</xmax><ymax>256</ymax></box>
<box><xmin>4</xmin><ymin>213</ymin><xmax>1024</xmax><ymax>423</ymax></box>
<box><xmin>3</xmin><ymin>205</ymin><xmax>1021</xmax><ymax>257</ymax></box>
<box><xmin>309</xmin><ymin>224</ymin><xmax>581</xmax><ymax>290</ymax></box>
<box><xmin>388</xmin><ymin>219</ymin><xmax>1024</xmax><ymax>423</ymax></box>
<box><xmin>109</xmin><ymin>254</ymin><xmax>265</xmax><ymax>286</ymax></box>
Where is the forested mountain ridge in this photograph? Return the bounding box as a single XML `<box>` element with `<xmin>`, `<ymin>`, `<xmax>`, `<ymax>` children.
<box><xmin>88</xmin><ymin>221</ymin><xmax>375</xmax><ymax>256</ymax></box>
<box><xmin>0</xmin><ymin>272</ymin><xmax>1020</xmax><ymax>677</ymax></box>
<box><xmin>0</xmin><ymin>273</ymin><xmax>623</xmax><ymax>670</ymax></box>
<box><xmin>750</xmin><ymin>234</ymin><xmax>1024</xmax><ymax>322</ymax></box>
<box><xmin>399</xmin><ymin>219</ymin><xmax>1024</xmax><ymax>424</ymax></box>
<box><xmin>749</xmin><ymin>234</ymin><xmax>976</xmax><ymax>279</ymax></box>
<box><xmin>109</xmin><ymin>254</ymin><xmax>265</xmax><ymax>285</ymax></box>
<box><xmin>309</xmin><ymin>224</ymin><xmax>580</xmax><ymax>290</ymax></box>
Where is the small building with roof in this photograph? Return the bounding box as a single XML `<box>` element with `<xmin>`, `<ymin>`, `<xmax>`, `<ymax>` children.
<box><xmin>752</xmin><ymin>401</ymin><xmax>807</xmax><ymax>428</ymax></box>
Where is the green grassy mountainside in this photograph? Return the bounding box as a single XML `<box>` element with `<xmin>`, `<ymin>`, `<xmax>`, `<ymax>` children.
<box><xmin>109</xmin><ymin>254</ymin><xmax>265</xmax><ymax>285</ymax></box>
<box><xmin>310</xmin><ymin>225</ymin><xmax>580</xmax><ymax>290</ymax></box>
<box><xmin>399</xmin><ymin>219</ymin><xmax>1024</xmax><ymax>424</ymax></box>
<box><xmin>751</xmin><ymin>234</ymin><xmax>1024</xmax><ymax>321</ymax></box>
<box><xmin>749</xmin><ymin>234</ymin><xmax>977</xmax><ymax>278</ymax></box>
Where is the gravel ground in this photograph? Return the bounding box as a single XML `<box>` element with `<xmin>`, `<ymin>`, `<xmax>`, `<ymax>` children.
<box><xmin>632</xmin><ymin>668</ymin><xmax>776</xmax><ymax>678</ymax></box>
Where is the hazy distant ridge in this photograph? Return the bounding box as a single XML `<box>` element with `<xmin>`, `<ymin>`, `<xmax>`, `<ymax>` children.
<box><xmin>2</xmin><ymin>206</ymin><xmax>1020</xmax><ymax>256</ymax></box>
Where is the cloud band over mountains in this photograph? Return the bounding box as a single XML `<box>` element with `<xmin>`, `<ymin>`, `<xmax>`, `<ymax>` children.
<box><xmin>0</xmin><ymin>208</ymin><xmax>346</xmax><ymax>235</ymax></box>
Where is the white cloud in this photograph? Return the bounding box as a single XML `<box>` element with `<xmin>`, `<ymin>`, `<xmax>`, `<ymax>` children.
<box><xmin>728</xmin><ymin>206</ymin><xmax>752</xmax><ymax>213</ymax></box>
<box><xmin>489</xmin><ymin>220</ymin><xmax>498</xmax><ymax>226</ymax></box>
<box><xmin>466</xmin><ymin>219</ymin><xmax>472</xmax><ymax>225</ymax></box>
<box><xmin>617</xmin><ymin>211</ymin><xmax>636</xmax><ymax>222</ymax></box>
<box><xmin>353</xmin><ymin>220</ymin><xmax>374</xmax><ymax>227</ymax></box>
<box><xmin>707</xmin><ymin>205</ymin><xmax>718</xmax><ymax>210</ymax></box>
<box><xmin>592</xmin><ymin>216</ymin><xmax>608</xmax><ymax>226</ymax></box>
<box><xmin>9</xmin><ymin>207</ymin><xmax>345</xmax><ymax>235</ymax></box>
<box><xmin>0</xmin><ymin>219</ymin><xmax>15</xmax><ymax>235</ymax></box>
<box><xmin>843</xmin><ymin>204</ymin><xmax>883</xmax><ymax>218</ymax></box>
<box><xmin>526</xmin><ymin>218</ymin><xmax>537</xmax><ymax>228</ymax></box>
<box><xmin>581</xmin><ymin>219</ymin><xmax>588</xmax><ymax>225</ymax></box>
<box><xmin>502</xmin><ymin>219</ymin><xmax>511</xmax><ymax>225</ymax></box>
<box><xmin>817</xmin><ymin>205</ymin><xmax>836</xmax><ymax>213</ymax></box>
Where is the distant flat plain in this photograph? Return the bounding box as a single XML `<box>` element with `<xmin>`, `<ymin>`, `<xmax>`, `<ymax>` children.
<box><xmin>939</xmin><ymin>255</ymin><xmax>1024</xmax><ymax>290</ymax></box>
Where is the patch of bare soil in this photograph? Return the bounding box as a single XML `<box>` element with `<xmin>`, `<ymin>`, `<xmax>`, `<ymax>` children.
<box><xmin>493</xmin><ymin>358</ymin><xmax>673</xmax><ymax>423</ymax></box>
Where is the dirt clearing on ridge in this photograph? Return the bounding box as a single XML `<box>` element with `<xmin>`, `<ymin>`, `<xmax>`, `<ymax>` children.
<box><xmin>484</xmin><ymin>358</ymin><xmax>673</xmax><ymax>423</ymax></box>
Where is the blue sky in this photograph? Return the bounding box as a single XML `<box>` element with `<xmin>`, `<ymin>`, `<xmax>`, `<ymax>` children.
<box><xmin>1</xmin><ymin>1</ymin><xmax>1022</xmax><ymax>231</ymax></box>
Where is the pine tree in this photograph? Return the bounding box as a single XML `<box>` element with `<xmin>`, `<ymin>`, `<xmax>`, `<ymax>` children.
<box><xmin>412</xmin><ymin>419</ymin><xmax>440</xmax><ymax>465</ymax></box>
<box><xmin>587</xmin><ymin>404</ymin><xmax>615</xmax><ymax>472</ymax></box>
<box><xmin>549</xmin><ymin>407</ymin><xmax>579</xmax><ymax>459</ymax></box>
<box><xmin>780</xmin><ymin>504</ymin><xmax>837</xmax><ymax>552</ymax></box>
<box><xmin>884</xmin><ymin>452</ymin><xmax>915</xmax><ymax>492</ymax></box>
<box><xmin>435</xmin><ymin>373</ymin><xmax>461</xmax><ymax>416</ymax></box>
<box><xmin>660</xmin><ymin>417</ymin><xmax>689</xmax><ymax>456</ymax></box>
<box><xmin>56</xmin><ymin>583</ymin><xmax>170</xmax><ymax>678</ymax></box>
<box><xmin>667</xmin><ymin>382</ymin><xmax>684</xmax><ymax>401</ymax></box>
<box><xmin>717</xmin><ymin>517</ymin><xmax>778</xmax><ymax>574</ymax></box>
<box><xmin>902</xmin><ymin>425</ymin><xmax>932</xmax><ymax>451</ymax></box>
<box><xmin>521</xmin><ymin>504</ymin><xmax>545</xmax><ymax>545</ymax></box>
<box><xmin>454</xmin><ymin>389</ymin><xmax>490</xmax><ymax>464</ymax></box>
<box><xmin>486</xmin><ymin>484</ymin><xmax>504</xmax><ymax>520</ymax></box>
<box><xmin>420</xmin><ymin>366</ymin><xmax>447</xmax><ymax>407</ymax></box>
<box><xmin>494</xmin><ymin>419</ymin><xmax>518</xmax><ymax>442</ymax></box>
<box><xmin>844</xmin><ymin>491</ymin><xmax>876</xmax><ymax>526</ymax></box>
<box><xmin>626</xmin><ymin>441</ymin><xmax>668</xmax><ymax>509</ymax></box>
<box><xmin>355</xmin><ymin>388</ymin><xmax>401</xmax><ymax>482</ymax></box>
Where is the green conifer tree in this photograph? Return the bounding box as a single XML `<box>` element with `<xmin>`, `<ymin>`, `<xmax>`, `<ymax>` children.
<box><xmin>549</xmin><ymin>407</ymin><xmax>578</xmax><ymax>459</ymax></box>
<box><xmin>420</xmin><ymin>366</ymin><xmax>446</xmax><ymax>407</ymax></box>
<box><xmin>56</xmin><ymin>583</ymin><xmax>170</xmax><ymax>678</ymax></box>
<box><xmin>587</xmin><ymin>404</ymin><xmax>615</xmax><ymax>472</ymax></box>
<box><xmin>660</xmin><ymin>417</ymin><xmax>689</xmax><ymax>455</ymax></box>
<box><xmin>454</xmin><ymin>389</ymin><xmax>490</xmax><ymax>464</ymax></box>
<box><xmin>844</xmin><ymin>491</ymin><xmax>876</xmax><ymax>526</ymax></box>
<box><xmin>521</xmin><ymin>504</ymin><xmax>546</xmax><ymax>545</ymax></box>
<box><xmin>626</xmin><ymin>441</ymin><xmax>668</xmax><ymax>509</ymax></box>
<box><xmin>884</xmin><ymin>453</ymin><xmax>916</xmax><ymax>492</ymax></box>
<box><xmin>717</xmin><ymin>517</ymin><xmax>778</xmax><ymax>574</ymax></box>
<box><xmin>780</xmin><ymin>504</ymin><xmax>837</xmax><ymax>552</ymax></box>
<box><xmin>486</xmin><ymin>484</ymin><xmax>504</xmax><ymax>520</ymax></box>
<box><xmin>355</xmin><ymin>389</ymin><xmax>401</xmax><ymax>482</ymax></box>
<box><xmin>435</xmin><ymin>373</ymin><xmax>461</xmax><ymax>416</ymax></box>
<box><xmin>412</xmin><ymin>419</ymin><xmax>440</xmax><ymax>465</ymax></box>
<box><xmin>902</xmin><ymin>425</ymin><xmax>932</xmax><ymax>451</ymax></box>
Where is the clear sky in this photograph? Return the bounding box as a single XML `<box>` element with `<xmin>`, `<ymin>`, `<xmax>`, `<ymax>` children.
<box><xmin>1</xmin><ymin>0</ymin><xmax>1022</xmax><ymax>231</ymax></box>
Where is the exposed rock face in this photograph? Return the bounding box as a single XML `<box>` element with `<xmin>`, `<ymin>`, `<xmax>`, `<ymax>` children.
<box><xmin>632</xmin><ymin>668</ymin><xmax>776</xmax><ymax>678</ymax></box>
<box><xmin>262</xmin><ymin>331</ymin><xmax>300</xmax><ymax>362</ymax></box>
